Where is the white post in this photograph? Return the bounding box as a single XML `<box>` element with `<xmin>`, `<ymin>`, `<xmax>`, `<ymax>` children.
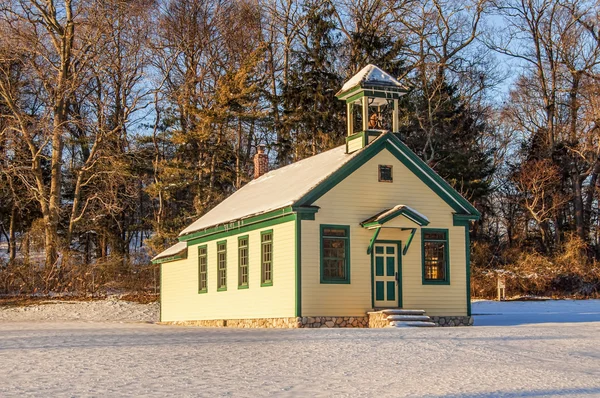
<box><xmin>392</xmin><ymin>99</ymin><xmax>399</xmax><ymax>132</ymax></box>
<box><xmin>362</xmin><ymin>96</ymin><xmax>369</xmax><ymax>131</ymax></box>
<box><xmin>347</xmin><ymin>102</ymin><xmax>353</xmax><ymax>136</ymax></box>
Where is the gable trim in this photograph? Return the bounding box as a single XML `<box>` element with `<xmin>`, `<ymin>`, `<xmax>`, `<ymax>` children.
<box><xmin>296</xmin><ymin>132</ymin><xmax>480</xmax><ymax>217</ymax></box>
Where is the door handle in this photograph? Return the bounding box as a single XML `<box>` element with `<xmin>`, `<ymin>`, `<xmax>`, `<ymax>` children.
<box><xmin>395</xmin><ymin>272</ymin><xmax>399</xmax><ymax>285</ymax></box>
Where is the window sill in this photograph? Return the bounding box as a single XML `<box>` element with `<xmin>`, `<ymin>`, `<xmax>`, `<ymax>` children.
<box><xmin>261</xmin><ymin>282</ymin><xmax>273</xmax><ymax>287</ymax></box>
<box><xmin>422</xmin><ymin>280</ymin><xmax>450</xmax><ymax>285</ymax></box>
<box><xmin>217</xmin><ymin>287</ymin><xmax>227</xmax><ymax>292</ymax></box>
<box><xmin>198</xmin><ymin>290</ymin><xmax>208</xmax><ymax>294</ymax></box>
<box><xmin>238</xmin><ymin>285</ymin><xmax>249</xmax><ymax>290</ymax></box>
<box><xmin>320</xmin><ymin>279</ymin><xmax>351</xmax><ymax>284</ymax></box>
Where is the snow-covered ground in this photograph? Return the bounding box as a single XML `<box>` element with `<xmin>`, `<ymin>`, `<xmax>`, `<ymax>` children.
<box><xmin>0</xmin><ymin>300</ymin><xmax>599</xmax><ymax>397</ymax></box>
<box><xmin>0</xmin><ymin>297</ymin><xmax>159</xmax><ymax>322</ymax></box>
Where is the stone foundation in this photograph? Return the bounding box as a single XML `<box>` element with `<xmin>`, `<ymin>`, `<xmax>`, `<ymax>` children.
<box><xmin>160</xmin><ymin>316</ymin><xmax>369</xmax><ymax>328</ymax></box>
<box><xmin>160</xmin><ymin>317</ymin><xmax>301</xmax><ymax>328</ymax></box>
<box><xmin>299</xmin><ymin>316</ymin><xmax>368</xmax><ymax>328</ymax></box>
<box><xmin>159</xmin><ymin>314</ymin><xmax>473</xmax><ymax>328</ymax></box>
<box><xmin>430</xmin><ymin>316</ymin><xmax>473</xmax><ymax>327</ymax></box>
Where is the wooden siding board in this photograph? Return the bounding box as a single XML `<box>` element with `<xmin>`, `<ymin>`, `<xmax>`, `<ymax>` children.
<box><xmin>301</xmin><ymin>148</ymin><xmax>468</xmax><ymax>317</ymax></box>
<box><xmin>161</xmin><ymin>220</ymin><xmax>296</xmax><ymax>321</ymax></box>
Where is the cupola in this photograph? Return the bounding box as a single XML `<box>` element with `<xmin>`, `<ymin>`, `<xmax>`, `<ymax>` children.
<box><xmin>336</xmin><ymin>65</ymin><xmax>406</xmax><ymax>153</ymax></box>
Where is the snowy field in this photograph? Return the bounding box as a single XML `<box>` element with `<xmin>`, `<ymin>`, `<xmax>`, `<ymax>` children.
<box><xmin>0</xmin><ymin>300</ymin><xmax>599</xmax><ymax>397</ymax></box>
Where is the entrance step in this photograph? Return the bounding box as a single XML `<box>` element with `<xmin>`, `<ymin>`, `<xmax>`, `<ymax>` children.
<box><xmin>380</xmin><ymin>309</ymin><xmax>426</xmax><ymax>316</ymax></box>
<box><xmin>388</xmin><ymin>321</ymin><xmax>437</xmax><ymax>328</ymax></box>
<box><xmin>387</xmin><ymin>315</ymin><xmax>431</xmax><ymax>322</ymax></box>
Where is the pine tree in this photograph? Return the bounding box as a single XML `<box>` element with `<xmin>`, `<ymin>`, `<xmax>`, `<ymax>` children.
<box><xmin>280</xmin><ymin>0</ymin><xmax>345</xmax><ymax>163</ymax></box>
<box><xmin>399</xmin><ymin>80</ymin><xmax>493</xmax><ymax>206</ymax></box>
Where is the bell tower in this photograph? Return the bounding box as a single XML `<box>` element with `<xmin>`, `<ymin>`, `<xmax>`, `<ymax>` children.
<box><xmin>336</xmin><ymin>65</ymin><xmax>406</xmax><ymax>153</ymax></box>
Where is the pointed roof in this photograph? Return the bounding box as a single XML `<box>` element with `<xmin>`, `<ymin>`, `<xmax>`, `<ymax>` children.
<box><xmin>336</xmin><ymin>64</ymin><xmax>406</xmax><ymax>97</ymax></box>
<box><xmin>178</xmin><ymin>137</ymin><xmax>372</xmax><ymax>237</ymax></box>
<box><xmin>153</xmin><ymin>132</ymin><xmax>480</xmax><ymax>264</ymax></box>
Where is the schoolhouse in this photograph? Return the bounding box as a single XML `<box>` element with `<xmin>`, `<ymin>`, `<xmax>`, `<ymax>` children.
<box><xmin>152</xmin><ymin>65</ymin><xmax>480</xmax><ymax>328</ymax></box>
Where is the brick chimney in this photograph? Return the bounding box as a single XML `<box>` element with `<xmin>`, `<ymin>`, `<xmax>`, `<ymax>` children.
<box><xmin>254</xmin><ymin>144</ymin><xmax>269</xmax><ymax>179</ymax></box>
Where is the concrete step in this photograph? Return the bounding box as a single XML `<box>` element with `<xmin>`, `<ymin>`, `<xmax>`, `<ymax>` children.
<box><xmin>388</xmin><ymin>321</ymin><xmax>437</xmax><ymax>328</ymax></box>
<box><xmin>387</xmin><ymin>315</ymin><xmax>431</xmax><ymax>322</ymax></box>
<box><xmin>380</xmin><ymin>309</ymin><xmax>426</xmax><ymax>316</ymax></box>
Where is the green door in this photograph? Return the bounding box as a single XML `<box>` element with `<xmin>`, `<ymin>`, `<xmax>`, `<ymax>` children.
<box><xmin>373</xmin><ymin>242</ymin><xmax>401</xmax><ymax>308</ymax></box>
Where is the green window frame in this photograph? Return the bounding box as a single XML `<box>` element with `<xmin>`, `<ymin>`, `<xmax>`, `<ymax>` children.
<box><xmin>261</xmin><ymin>230</ymin><xmax>273</xmax><ymax>286</ymax></box>
<box><xmin>238</xmin><ymin>235</ymin><xmax>249</xmax><ymax>289</ymax></box>
<box><xmin>217</xmin><ymin>240</ymin><xmax>227</xmax><ymax>291</ymax></box>
<box><xmin>320</xmin><ymin>224</ymin><xmax>351</xmax><ymax>284</ymax></box>
<box><xmin>198</xmin><ymin>245</ymin><xmax>208</xmax><ymax>293</ymax></box>
<box><xmin>421</xmin><ymin>229</ymin><xmax>450</xmax><ymax>285</ymax></box>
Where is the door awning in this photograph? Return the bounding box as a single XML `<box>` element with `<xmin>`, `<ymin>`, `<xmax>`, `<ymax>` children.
<box><xmin>360</xmin><ymin>205</ymin><xmax>429</xmax><ymax>229</ymax></box>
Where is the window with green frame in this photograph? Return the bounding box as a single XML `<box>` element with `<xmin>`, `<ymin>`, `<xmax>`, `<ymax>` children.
<box><xmin>198</xmin><ymin>245</ymin><xmax>207</xmax><ymax>293</ymax></box>
<box><xmin>422</xmin><ymin>229</ymin><xmax>449</xmax><ymax>284</ymax></box>
<box><xmin>261</xmin><ymin>230</ymin><xmax>273</xmax><ymax>286</ymax></box>
<box><xmin>320</xmin><ymin>225</ymin><xmax>350</xmax><ymax>284</ymax></box>
<box><xmin>217</xmin><ymin>241</ymin><xmax>227</xmax><ymax>291</ymax></box>
<box><xmin>238</xmin><ymin>236</ymin><xmax>249</xmax><ymax>288</ymax></box>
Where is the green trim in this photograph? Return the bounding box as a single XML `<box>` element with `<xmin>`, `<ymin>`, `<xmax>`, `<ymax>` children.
<box><xmin>216</xmin><ymin>240</ymin><xmax>227</xmax><ymax>291</ymax></box>
<box><xmin>361</xmin><ymin>206</ymin><xmax>430</xmax><ymax>229</ymax></box>
<box><xmin>293</xmin><ymin>206</ymin><xmax>319</xmax><ymax>221</ymax></box>
<box><xmin>401</xmin><ymin>228</ymin><xmax>417</xmax><ymax>255</ymax></box>
<box><xmin>366</xmin><ymin>227</ymin><xmax>381</xmax><ymax>254</ymax></box>
<box><xmin>179</xmin><ymin>207</ymin><xmax>295</xmax><ymax>242</ymax></box>
<box><xmin>319</xmin><ymin>224</ymin><xmax>351</xmax><ymax>284</ymax></box>
<box><xmin>261</xmin><ymin>229</ymin><xmax>274</xmax><ymax>287</ymax></box>
<box><xmin>295</xmin><ymin>214</ymin><xmax>302</xmax><ymax>317</ymax></box>
<box><xmin>371</xmin><ymin>240</ymin><xmax>403</xmax><ymax>307</ymax></box>
<box><xmin>151</xmin><ymin>249</ymin><xmax>187</xmax><ymax>264</ymax></box>
<box><xmin>159</xmin><ymin>263</ymin><xmax>163</xmax><ymax>322</ymax></box>
<box><xmin>296</xmin><ymin>132</ymin><xmax>479</xmax><ymax>218</ymax></box>
<box><xmin>453</xmin><ymin>213</ymin><xmax>478</xmax><ymax>226</ymax></box>
<box><xmin>198</xmin><ymin>244</ymin><xmax>208</xmax><ymax>294</ymax></box>
<box><xmin>335</xmin><ymin>85</ymin><xmax>362</xmax><ymax>100</ymax></box>
<box><xmin>341</xmin><ymin>88</ymin><xmax>405</xmax><ymax>103</ymax></box>
<box><xmin>385</xmin><ymin>136</ymin><xmax>480</xmax><ymax>217</ymax></box>
<box><xmin>421</xmin><ymin>228</ymin><xmax>450</xmax><ymax>285</ymax></box>
<box><xmin>186</xmin><ymin>214</ymin><xmax>294</xmax><ymax>247</ymax></box>
<box><xmin>464</xmin><ymin>225</ymin><xmax>472</xmax><ymax>316</ymax></box>
<box><xmin>345</xmin><ymin>90</ymin><xmax>404</xmax><ymax>104</ymax></box>
<box><xmin>237</xmin><ymin>235</ymin><xmax>249</xmax><ymax>289</ymax></box>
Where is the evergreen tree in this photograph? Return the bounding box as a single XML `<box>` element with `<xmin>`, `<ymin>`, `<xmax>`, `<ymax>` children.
<box><xmin>280</xmin><ymin>0</ymin><xmax>345</xmax><ymax>163</ymax></box>
<box><xmin>399</xmin><ymin>80</ymin><xmax>493</xmax><ymax>206</ymax></box>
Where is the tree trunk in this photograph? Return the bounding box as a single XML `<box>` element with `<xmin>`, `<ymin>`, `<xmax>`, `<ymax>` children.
<box><xmin>8</xmin><ymin>205</ymin><xmax>16</xmax><ymax>264</ymax></box>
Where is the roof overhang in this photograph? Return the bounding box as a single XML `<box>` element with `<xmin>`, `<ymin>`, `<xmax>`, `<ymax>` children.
<box><xmin>151</xmin><ymin>241</ymin><xmax>188</xmax><ymax>264</ymax></box>
<box><xmin>361</xmin><ymin>205</ymin><xmax>430</xmax><ymax>229</ymax></box>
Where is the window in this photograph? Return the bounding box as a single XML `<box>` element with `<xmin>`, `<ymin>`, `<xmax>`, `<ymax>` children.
<box><xmin>217</xmin><ymin>241</ymin><xmax>227</xmax><ymax>291</ymax></box>
<box><xmin>320</xmin><ymin>225</ymin><xmax>350</xmax><ymax>284</ymax></box>
<box><xmin>238</xmin><ymin>236</ymin><xmax>249</xmax><ymax>289</ymax></box>
<box><xmin>198</xmin><ymin>245</ymin><xmax>207</xmax><ymax>293</ymax></box>
<box><xmin>261</xmin><ymin>230</ymin><xmax>273</xmax><ymax>286</ymax></box>
<box><xmin>378</xmin><ymin>165</ymin><xmax>393</xmax><ymax>182</ymax></box>
<box><xmin>422</xmin><ymin>229</ymin><xmax>449</xmax><ymax>284</ymax></box>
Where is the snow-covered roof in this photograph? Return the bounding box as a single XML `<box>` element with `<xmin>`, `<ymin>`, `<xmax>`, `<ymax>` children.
<box><xmin>338</xmin><ymin>64</ymin><xmax>405</xmax><ymax>95</ymax></box>
<box><xmin>179</xmin><ymin>142</ymin><xmax>366</xmax><ymax>237</ymax></box>
<box><xmin>152</xmin><ymin>241</ymin><xmax>187</xmax><ymax>262</ymax></box>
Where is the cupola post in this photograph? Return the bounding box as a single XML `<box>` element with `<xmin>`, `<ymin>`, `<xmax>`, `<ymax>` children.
<box><xmin>336</xmin><ymin>65</ymin><xmax>406</xmax><ymax>153</ymax></box>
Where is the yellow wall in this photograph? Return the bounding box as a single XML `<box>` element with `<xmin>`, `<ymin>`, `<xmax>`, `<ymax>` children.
<box><xmin>161</xmin><ymin>220</ymin><xmax>296</xmax><ymax>322</ymax></box>
<box><xmin>301</xmin><ymin>148</ymin><xmax>467</xmax><ymax>317</ymax></box>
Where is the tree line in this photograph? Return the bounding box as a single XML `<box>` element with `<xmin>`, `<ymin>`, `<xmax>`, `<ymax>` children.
<box><xmin>0</xmin><ymin>0</ymin><xmax>598</xmax><ymax>296</ymax></box>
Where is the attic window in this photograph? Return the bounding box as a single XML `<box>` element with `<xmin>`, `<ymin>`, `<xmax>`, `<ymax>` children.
<box><xmin>379</xmin><ymin>165</ymin><xmax>393</xmax><ymax>182</ymax></box>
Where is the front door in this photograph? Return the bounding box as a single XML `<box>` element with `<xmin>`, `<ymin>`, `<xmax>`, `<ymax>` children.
<box><xmin>373</xmin><ymin>242</ymin><xmax>401</xmax><ymax>308</ymax></box>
